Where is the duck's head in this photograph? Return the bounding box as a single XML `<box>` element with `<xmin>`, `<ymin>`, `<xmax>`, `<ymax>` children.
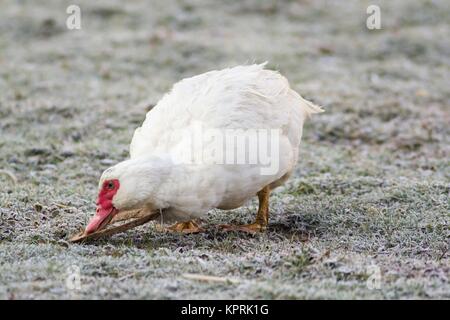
<box><xmin>84</xmin><ymin>157</ymin><xmax>167</xmax><ymax>234</ymax></box>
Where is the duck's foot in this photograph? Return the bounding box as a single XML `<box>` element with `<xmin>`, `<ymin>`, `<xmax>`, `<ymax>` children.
<box><xmin>218</xmin><ymin>222</ymin><xmax>266</xmax><ymax>234</ymax></box>
<box><xmin>164</xmin><ymin>220</ymin><xmax>204</xmax><ymax>234</ymax></box>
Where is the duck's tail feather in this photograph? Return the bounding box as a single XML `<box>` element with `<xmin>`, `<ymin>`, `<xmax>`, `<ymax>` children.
<box><xmin>300</xmin><ymin>95</ymin><xmax>324</xmax><ymax>116</ymax></box>
<box><xmin>290</xmin><ymin>89</ymin><xmax>324</xmax><ymax>117</ymax></box>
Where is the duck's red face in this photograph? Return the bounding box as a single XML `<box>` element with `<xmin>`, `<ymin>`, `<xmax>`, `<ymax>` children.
<box><xmin>85</xmin><ymin>179</ymin><xmax>120</xmax><ymax>234</ymax></box>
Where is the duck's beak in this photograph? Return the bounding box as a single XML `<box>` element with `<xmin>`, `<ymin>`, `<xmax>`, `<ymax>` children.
<box><xmin>85</xmin><ymin>206</ymin><xmax>118</xmax><ymax>234</ymax></box>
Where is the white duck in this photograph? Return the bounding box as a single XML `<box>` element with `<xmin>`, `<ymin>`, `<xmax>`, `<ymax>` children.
<box><xmin>85</xmin><ymin>63</ymin><xmax>323</xmax><ymax>235</ymax></box>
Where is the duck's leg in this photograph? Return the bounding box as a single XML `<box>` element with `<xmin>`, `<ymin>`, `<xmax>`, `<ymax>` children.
<box><xmin>165</xmin><ymin>220</ymin><xmax>204</xmax><ymax>234</ymax></box>
<box><xmin>220</xmin><ymin>185</ymin><xmax>271</xmax><ymax>233</ymax></box>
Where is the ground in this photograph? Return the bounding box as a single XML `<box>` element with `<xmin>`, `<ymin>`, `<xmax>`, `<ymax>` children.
<box><xmin>0</xmin><ymin>0</ymin><xmax>449</xmax><ymax>299</ymax></box>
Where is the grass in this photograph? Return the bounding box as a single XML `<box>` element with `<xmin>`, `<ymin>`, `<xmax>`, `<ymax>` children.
<box><xmin>0</xmin><ymin>0</ymin><xmax>449</xmax><ymax>299</ymax></box>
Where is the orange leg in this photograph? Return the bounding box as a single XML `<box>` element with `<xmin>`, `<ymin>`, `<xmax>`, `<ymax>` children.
<box><xmin>219</xmin><ymin>186</ymin><xmax>270</xmax><ymax>233</ymax></box>
<box><xmin>165</xmin><ymin>220</ymin><xmax>204</xmax><ymax>234</ymax></box>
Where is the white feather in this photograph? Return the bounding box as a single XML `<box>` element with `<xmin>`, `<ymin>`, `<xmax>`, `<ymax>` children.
<box><xmin>102</xmin><ymin>64</ymin><xmax>322</xmax><ymax>221</ymax></box>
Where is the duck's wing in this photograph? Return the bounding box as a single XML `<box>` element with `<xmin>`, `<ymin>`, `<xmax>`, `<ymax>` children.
<box><xmin>129</xmin><ymin>63</ymin><xmax>322</xmax><ymax>159</ymax></box>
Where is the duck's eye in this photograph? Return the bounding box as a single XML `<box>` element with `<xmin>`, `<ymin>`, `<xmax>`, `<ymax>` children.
<box><xmin>107</xmin><ymin>181</ymin><xmax>114</xmax><ymax>190</ymax></box>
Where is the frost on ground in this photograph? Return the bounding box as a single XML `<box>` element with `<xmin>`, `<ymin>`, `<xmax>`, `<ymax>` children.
<box><xmin>0</xmin><ymin>0</ymin><xmax>448</xmax><ymax>299</ymax></box>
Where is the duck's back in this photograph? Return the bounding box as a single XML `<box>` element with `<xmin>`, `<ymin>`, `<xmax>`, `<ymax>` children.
<box><xmin>130</xmin><ymin>64</ymin><xmax>322</xmax><ymax>159</ymax></box>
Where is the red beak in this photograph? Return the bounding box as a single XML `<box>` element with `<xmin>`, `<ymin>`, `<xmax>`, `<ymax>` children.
<box><xmin>85</xmin><ymin>205</ymin><xmax>118</xmax><ymax>234</ymax></box>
